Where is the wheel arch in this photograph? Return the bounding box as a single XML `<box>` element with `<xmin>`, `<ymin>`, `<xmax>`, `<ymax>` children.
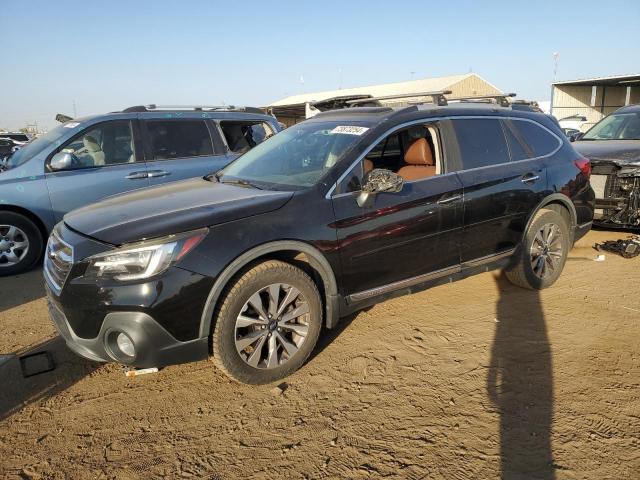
<box><xmin>198</xmin><ymin>240</ymin><xmax>340</xmax><ymax>338</ymax></box>
<box><xmin>0</xmin><ymin>204</ymin><xmax>48</xmax><ymax>245</ymax></box>
<box><xmin>524</xmin><ymin>194</ymin><xmax>577</xmax><ymax>244</ymax></box>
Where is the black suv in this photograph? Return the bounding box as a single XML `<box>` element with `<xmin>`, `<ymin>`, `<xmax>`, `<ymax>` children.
<box><xmin>45</xmin><ymin>99</ymin><xmax>595</xmax><ymax>384</ymax></box>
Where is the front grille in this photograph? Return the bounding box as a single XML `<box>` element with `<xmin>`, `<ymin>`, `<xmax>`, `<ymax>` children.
<box><xmin>44</xmin><ymin>229</ymin><xmax>73</xmax><ymax>294</ymax></box>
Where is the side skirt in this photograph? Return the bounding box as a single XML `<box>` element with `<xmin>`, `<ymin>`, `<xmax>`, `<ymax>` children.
<box><xmin>342</xmin><ymin>249</ymin><xmax>514</xmax><ymax>315</ymax></box>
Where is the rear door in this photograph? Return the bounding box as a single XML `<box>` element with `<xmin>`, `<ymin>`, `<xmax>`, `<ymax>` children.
<box><xmin>45</xmin><ymin>120</ymin><xmax>149</xmax><ymax>222</ymax></box>
<box><xmin>142</xmin><ymin>118</ymin><xmax>229</xmax><ymax>185</ymax></box>
<box><xmin>447</xmin><ymin>117</ymin><xmax>549</xmax><ymax>262</ymax></box>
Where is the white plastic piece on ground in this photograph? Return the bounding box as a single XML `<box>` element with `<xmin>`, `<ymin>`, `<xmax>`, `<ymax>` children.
<box><xmin>594</xmin><ymin>254</ymin><xmax>606</xmax><ymax>262</ymax></box>
<box><xmin>125</xmin><ymin>367</ymin><xmax>159</xmax><ymax>378</ymax></box>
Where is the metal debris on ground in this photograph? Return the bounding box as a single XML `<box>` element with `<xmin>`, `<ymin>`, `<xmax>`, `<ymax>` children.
<box><xmin>19</xmin><ymin>351</ymin><xmax>55</xmax><ymax>378</ymax></box>
<box><xmin>124</xmin><ymin>367</ymin><xmax>159</xmax><ymax>378</ymax></box>
<box><xmin>594</xmin><ymin>235</ymin><xmax>640</xmax><ymax>259</ymax></box>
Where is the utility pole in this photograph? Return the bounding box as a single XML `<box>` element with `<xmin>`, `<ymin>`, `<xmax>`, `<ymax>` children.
<box><xmin>73</xmin><ymin>99</ymin><xmax>77</xmax><ymax>118</ymax></box>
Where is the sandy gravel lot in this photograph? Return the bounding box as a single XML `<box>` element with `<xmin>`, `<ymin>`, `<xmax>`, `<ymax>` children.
<box><xmin>0</xmin><ymin>229</ymin><xmax>639</xmax><ymax>479</ymax></box>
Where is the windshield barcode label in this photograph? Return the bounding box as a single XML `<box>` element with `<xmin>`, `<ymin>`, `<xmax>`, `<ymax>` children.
<box><xmin>330</xmin><ymin>126</ymin><xmax>369</xmax><ymax>135</ymax></box>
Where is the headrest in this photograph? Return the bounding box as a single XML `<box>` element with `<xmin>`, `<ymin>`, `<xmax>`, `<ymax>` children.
<box><xmin>404</xmin><ymin>138</ymin><xmax>434</xmax><ymax>166</ymax></box>
<box><xmin>83</xmin><ymin>135</ymin><xmax>101</xmax><ymax>152</ymax></box>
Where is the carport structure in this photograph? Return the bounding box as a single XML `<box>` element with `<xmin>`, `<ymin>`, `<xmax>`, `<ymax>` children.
<box><xmin>551</xmin><ymin>73</ymin><xmax>640</xmax><ymax>130</ymax></box>
<box><xmin>266</xmin><ymin>73</ymin><xmax>502</xmax><ymax>126</ymax></box>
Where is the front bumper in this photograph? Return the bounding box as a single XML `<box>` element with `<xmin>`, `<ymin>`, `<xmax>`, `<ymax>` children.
<box><xmin>591</xmin><ymin>163</ymin><xmax>640</xmax><ymax>229</ymax></box>
<box><xmin>47</xmin><ymin>291</ymin><xmax>209</xmax><ymax>368</ymax></box>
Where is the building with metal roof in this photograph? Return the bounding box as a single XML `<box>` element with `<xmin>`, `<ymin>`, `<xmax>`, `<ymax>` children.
<box><xmin>551</xmin><ymin>73</ymin><xmax>640</xmax><ymax>131</ymax></box>
<box><xmin>266</xmin><ymin>73</ymin><xmax>502</xmax><ymax>126</ymax></box>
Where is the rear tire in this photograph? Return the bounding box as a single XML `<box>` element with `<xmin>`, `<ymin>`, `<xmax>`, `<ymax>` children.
<box><xmin>505</xmin><ymin>208</ymin><xmax>570</xmax><ymax>290</ymax></box>
<box><xmin>212</xmin><ymin>260</ymin><xmax>323</xmax><ymax>384</ymax></box>
<box><xmin>0</xmin><ymin>212</ymin><xmax>43</xmax><ymax>276</ymax></box>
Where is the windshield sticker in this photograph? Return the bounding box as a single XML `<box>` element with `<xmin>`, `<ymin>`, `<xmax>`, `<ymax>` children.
<box><xmin>330</xmin><ymin>126</ymin><xmax>369</xmax><ymax>136</ymax></box>
<box><xmin>63</xmin><ymin>122</ymin><xmax>80</xmax><ymax>129</ymax></box>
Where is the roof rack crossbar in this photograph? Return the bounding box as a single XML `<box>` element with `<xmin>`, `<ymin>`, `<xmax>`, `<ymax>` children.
<box><xmin>122</xmin><ymin>105</ymin><xmax>266</xmax><ymax>114</ymax></box>
<box><xmin>447</xmin><ymin>93</ymin><xmax>517</xmax><ymax>107</ymax></box>
<box><xmin>347</xmin><ymin>90</ymin><xmax>452</xmax><ymax>107</ymax></box>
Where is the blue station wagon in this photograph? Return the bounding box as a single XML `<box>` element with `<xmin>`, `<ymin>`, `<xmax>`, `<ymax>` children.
<box><xmin>0</xmin><ymin>105</ymin><xmax>280</xmax><ymax>275</ymax></box>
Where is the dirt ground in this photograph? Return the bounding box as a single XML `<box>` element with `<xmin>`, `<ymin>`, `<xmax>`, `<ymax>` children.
<box><xmin>0</xmin><ymin>229</ymin><xmax>638</xmax><ymax>479</ymax></box>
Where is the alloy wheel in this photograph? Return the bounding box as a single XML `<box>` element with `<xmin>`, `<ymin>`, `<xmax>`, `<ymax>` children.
<box><xmin>0</xmin><ymin>225</ymin><xmax>29</xmax><ymax>267</ymax></box>
<box><xmin>530</xmin><ymin>222</ymin><xmax>563</xmax><ymax>279</ymax></box>
<box><xmin>234</xmin><ymin>283</ymin><xmax>310</xmax><ymax>369</ymax></box>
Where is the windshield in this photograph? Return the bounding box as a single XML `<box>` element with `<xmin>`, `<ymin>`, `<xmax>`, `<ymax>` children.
<box><xmin>217</xmin><ymin>121</ymin><xmax>370</xmax><ymax>190</ymax></box>
<box><xmin>5</xmin><ymin>124</ymin><xmax>69</xmax><ymax>168</ymax></box>
<box><xmin>582</xmin><ymin>112</ymin><xmax>640</xmax><ymax>140</ymax></box>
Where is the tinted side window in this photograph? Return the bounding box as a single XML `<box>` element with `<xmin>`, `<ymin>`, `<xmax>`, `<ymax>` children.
<box><xmin>146</xmin><ymin>120</ymin><xmax>213</xmax><ymax>160</ymax></box>
<box><xmin>502</xmin><ymin>120</ymin><xmax>534</xmax><ymax>161</ymax></box>
<box><xmin>220</xmin><ymin>121</ymin><xmax>274</xmax><ymax>154</ymax></box>
<box><xmin>451</xmin><ymin>119</ymin><xmax>510</xmax><ymax>169</ymax></box>
<box><xmin>507</xmin><ymin>119</ymin><xmax>560</xmax><ymax>158</ymax></box>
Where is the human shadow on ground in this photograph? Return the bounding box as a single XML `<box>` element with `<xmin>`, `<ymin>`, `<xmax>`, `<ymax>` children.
<box><xmin>487</xmin><ymin>273</ymin><xmax>555</xmax><ymax>479</ymax></box>
<box><xmin>0</xmin><ymin>267</ymin><xmax>45</xmax><ymax>314</ymax></box>
<box><xmin>0</xmin><ymin>336</ymin><xmax>100</xmax><ymax>421</ymax></box>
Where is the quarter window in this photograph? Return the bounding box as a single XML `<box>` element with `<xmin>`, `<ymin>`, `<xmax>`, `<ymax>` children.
<box><xmin>220</xmin><ymin>121</ymin><xmax>274</xmax><ymax>153</ymax></box>
<box><xmin>145</xmin><ymin>120</ymin><xmax>213</xmax><ymax>160</ymax></box>
<box><xmin>506</xmin><ymin>119</ymin><xmax>560</xmax><ymax>158</ymax></box>
<box><xmin>450</xmin><ymin>118</ymin><xmax>510</xmax><ymax>169</ymax></box>
<box><xmin>58</xmin><ymin>121</ymin><xmax>137</xmax><ymax>169</ymax></box>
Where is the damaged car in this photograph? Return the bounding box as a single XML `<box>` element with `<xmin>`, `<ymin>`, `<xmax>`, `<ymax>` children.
<box><xmin>45</xmin><ymin>95</ymin><xmax>594</xmax><ymax>384</ymax></box>
<box><xmin>573</xmin><ymin>104</ymin><xmax>640</xmax><ymax>229</ymax></box>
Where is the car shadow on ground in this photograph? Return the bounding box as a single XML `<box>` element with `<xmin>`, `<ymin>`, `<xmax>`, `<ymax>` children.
<box><xmin>0</xmin><ymin>267</ymin><xmax>45</xmax><ymax>314</ymax></box>
<box><xmin>487</xmin><ymin>273</ymin><xmax>555</xmax><ymax>479</ymax></box>
<box><xmin>0</xmin><ymin>336</ymin><xmax>100</xmax><ymax>422</ymax></box>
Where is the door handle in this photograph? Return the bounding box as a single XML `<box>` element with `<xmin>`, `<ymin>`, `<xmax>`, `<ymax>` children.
<box><xmin>125</xmin><ymin>171</ymin><xmax>148</xmax><ymax>180</ymax></box>
<box><xmin>437</xmin><ymin>194</ymin><xmax>462</xmax><ymax>205</ymax></box>
<box><xmin>521</xmin><ymin>173</ymin><xmax>540</xmax><ymax>184</ymax></box>
<box><xmin>147</xmin><ymin>170</ymin><xmax>170</xmax><ymax>178</ymax></box>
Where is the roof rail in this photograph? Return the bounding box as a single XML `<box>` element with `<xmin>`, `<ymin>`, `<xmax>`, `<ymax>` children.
<box><xmin>347</xmin><ymin>90</ymin><xmax>452</xmax><ymax>107</ymax></box>
<box><xmin>121</xmin><ymin>104</ymin><xmax>266</xmax><ymax>114</ymax></box>
<box><xmin>447</xmin><ymin>93</ymin><xmax>517</xmax><ymax>107</ymax></box>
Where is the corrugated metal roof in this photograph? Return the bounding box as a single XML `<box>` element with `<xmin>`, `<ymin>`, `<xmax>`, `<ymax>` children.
<box><xmin>553</xmin><ymin>73</ymin><xmax>640</xmax><ymax>86</ymax></box>
<box><xmin>269</xmin><ymin>73</ymin><xmax>492</xmax><ymax>107</ymax></box>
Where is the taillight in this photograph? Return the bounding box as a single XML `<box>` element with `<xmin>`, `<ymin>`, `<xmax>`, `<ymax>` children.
<box><xmin>574</xmin><ymin>157</ymin><xmax>591</xmax><ymax>178</ymax></box>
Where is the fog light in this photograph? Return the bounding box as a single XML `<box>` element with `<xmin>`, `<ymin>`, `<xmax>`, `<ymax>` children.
<box><xmin>116</xmin><ymin>333</ymin><xmax>135</xmax><ymax>357</ymax></box>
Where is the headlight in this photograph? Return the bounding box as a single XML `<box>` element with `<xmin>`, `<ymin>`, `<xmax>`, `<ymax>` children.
<box><xmin>85</xmin><ymin>229</ymin><xmax>207</xmax><ymax>281</ymax></box>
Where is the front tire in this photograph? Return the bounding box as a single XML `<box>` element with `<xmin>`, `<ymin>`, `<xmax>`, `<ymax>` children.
<box><xmin>0</xmin><ymin>212</ymin><xmax>43</xmax><ymax>276</ymax></box>
<box><xmin>505</xmin><ymin>208</ymin><xmax>570</xmax><ymax>290</ymax></box>
<box><xmin>212</xmin><ymin>260</ymin><xmax>323</xmax><ymax>384</ymax></box>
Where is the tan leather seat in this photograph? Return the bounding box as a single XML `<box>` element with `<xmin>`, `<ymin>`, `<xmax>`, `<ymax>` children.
<box><xmin>397</xmin><ymin>138</ymin><xmax>436</xmax><ymax>181</ymax></box>
<box><xmin>363</xmin><ymin>158</ymin><xmax>374</xmax><ymax>174</ymax></box>
<box><xmin>83</xmin><ymin>135</ymin><xmax>105</xmax><ymax>166</ymax></box>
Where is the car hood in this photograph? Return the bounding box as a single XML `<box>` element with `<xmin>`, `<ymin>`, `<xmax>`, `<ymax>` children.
<box><xmin>64</xmin><ymin>178</ymin><xmax>294</xmax><ymax>245</ymax></box>
<box><xmin>574</xmin><ymin>140</ymin><xmax>640</xmax><ymax>165</ymax></box>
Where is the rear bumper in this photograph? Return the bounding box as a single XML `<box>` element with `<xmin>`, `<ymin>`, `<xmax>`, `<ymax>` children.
<box><xmin>47</xmin><ymin>294</ymin><xmax>209</xmax><ymax>368</ymax></box>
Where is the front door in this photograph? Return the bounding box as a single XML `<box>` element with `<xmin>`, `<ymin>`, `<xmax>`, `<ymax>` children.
<box><xmin>45</xmin><ymin>120</ymin><xmax>148</xmax><ymax>222</ymax></box>
<box><xmin>330</xmin><ymin>122</ymin><xmax>464</xmax><ymax>297</ymax></box>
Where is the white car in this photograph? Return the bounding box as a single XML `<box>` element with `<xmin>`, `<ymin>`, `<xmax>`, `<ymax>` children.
<box><xmin>558</xmin><ymin>114</ymin><xmax>588</xmax><ymax>132</ymax></box>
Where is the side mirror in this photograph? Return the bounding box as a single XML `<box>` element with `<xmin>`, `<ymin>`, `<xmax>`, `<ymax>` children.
<box><xmin>50</xmin><ymin>151</ymin><xmax>73</xmax><ymax>171</ymax></box>
<box><xmin>356</xmin><ymin>168</ymin><xmax>404</xmax><ymax>208</ymax></box>
<box><xmin>570</xmin><ymin>132</ymin><xmax>583</xmax><ymax>142</ymax></box>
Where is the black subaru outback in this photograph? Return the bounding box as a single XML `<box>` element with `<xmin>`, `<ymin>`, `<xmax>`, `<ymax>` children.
<box><xmin>45</xmin><ymin>97</ymin><xmax>595</xmax><ymax>384</ymax></box>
